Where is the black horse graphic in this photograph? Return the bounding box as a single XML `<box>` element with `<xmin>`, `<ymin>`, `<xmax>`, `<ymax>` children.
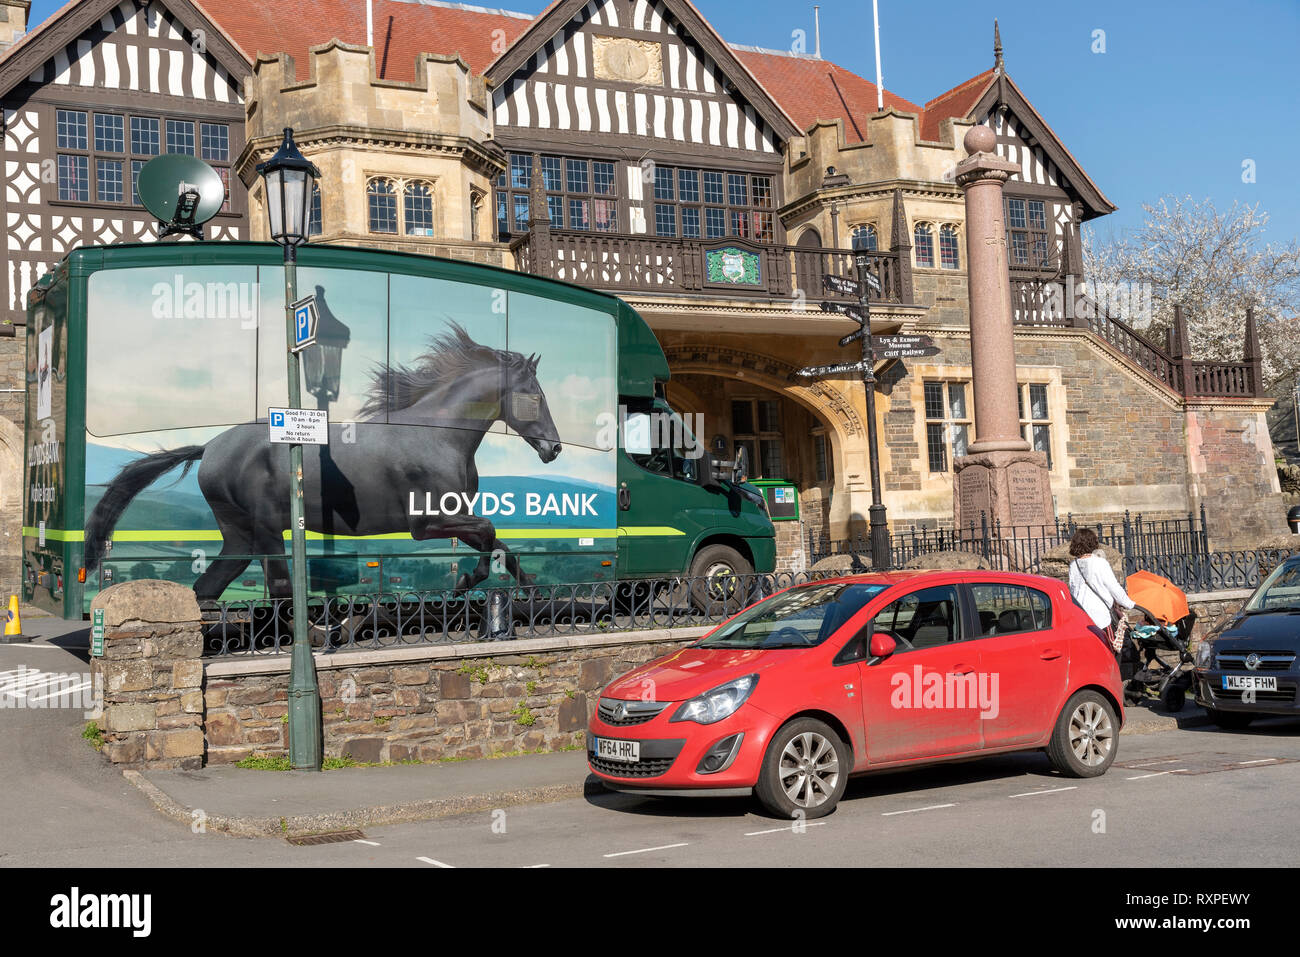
<box><xmin>83</xmin><ymin>323</ymin><xmax>563</xmax><ymax>600</ymax></box>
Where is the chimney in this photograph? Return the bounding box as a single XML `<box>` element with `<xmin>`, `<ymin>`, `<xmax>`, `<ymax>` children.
<box><xmin>0</xmin><ymin>0</ymin><xmax>30</xmax><ymax>51</ymax></box>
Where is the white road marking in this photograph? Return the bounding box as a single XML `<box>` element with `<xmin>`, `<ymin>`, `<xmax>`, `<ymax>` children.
<box><xmin>881</xmin><ymin>803</ymin><xmax>957</xmax><ymax>816</ymax></box>
<box><xmin>1126</xmin><ymin>770</ymin><xmax>1186</xmax><ymax>780</ymax></box>
<box><xmin>352</xmin><ymin>839</ymin><xmax>380</xmax><ymax>846</ymax></box>
<box><xmin>26</xmin><ymin>680</ymin><xmax>91</xmax><ymax>702</ymax></box>
<box><xmin>1009</xmin><ymin>786</ymin><xmax>1078</xmax><ymax>798</ymax></box>
<box><xmin>744</xmin><ymin>822</ymin><xmax>828</xmax><ymax>836</ymax></box>
<box><xmin>1126</xmin><ymin>758</ymin><xmax>1184</xmax><ymax>768</ymax></box>
<box><xmin>603</xmin><ymin>842</ymin><xmax>689</xmax><ymax>858</ymax></box>
<box><xmin>416</xmin><ymin>856</ymin><xmax>453</xmax><ymax>868</ymax></box>
<box><xmin>1236</xmin><ymin>759</ymin><xmax>1277</xmax><ymax>765</ymax></box>
<box><xmin>524</xmin><ymin>864</ymin><xmax>551</xmax><ymax>868</ymax></box>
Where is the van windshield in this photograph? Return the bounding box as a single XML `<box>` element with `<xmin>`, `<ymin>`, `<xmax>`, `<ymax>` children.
<box><xmin>700</xmin><ymin>582</ymin><xmax>887</xmax><ymax>649</ymax></box>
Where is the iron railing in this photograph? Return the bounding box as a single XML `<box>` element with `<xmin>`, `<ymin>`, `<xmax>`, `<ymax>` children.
<box><xmin>201</xmin><ymin>571</ymin><xmax>837</xmax><ymax>658</ymax></box>
<box><xmin>808</xmin><ymin>509</ymin><xmax>1211</xmax><ymax>580</ymax></box>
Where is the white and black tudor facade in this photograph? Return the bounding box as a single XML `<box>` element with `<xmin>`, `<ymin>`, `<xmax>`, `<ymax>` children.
<box><xmin>0</xmin><ymin>0</ymin><xmax>1281</xmax><ymax>597</ymax></box>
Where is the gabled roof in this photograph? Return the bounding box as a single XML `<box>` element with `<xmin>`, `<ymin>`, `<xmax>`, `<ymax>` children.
<box><xmin>0</xmin><ymin>0</ymin><xmax>251</xmax><ymax>98</ymax></box>
<box><xmin>735</xmin><ymin>49</ymin><xmax>924</xmax><ymax>145</ymax></box>
<box><xmin>483</xmin><ymin>0</ymin><xmax>801</xmax><ymax>141</ymax></box>
<box><xmin>215</xmin><ymin>0</ymin><xmax>532</xmax><ymax>81</ymax></box>
<box><xmin>921</xmin><ymin>67</ymin><xmax>995</xmax><ymax>142</ymax></box>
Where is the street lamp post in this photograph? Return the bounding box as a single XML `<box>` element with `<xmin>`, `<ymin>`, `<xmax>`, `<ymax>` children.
<box><xmin>257</xmin><ymin>128</ymin><xmax>323</xmax><ymax>772</ymax></box>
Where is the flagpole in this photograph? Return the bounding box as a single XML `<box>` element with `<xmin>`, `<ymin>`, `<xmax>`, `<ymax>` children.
<box><xmin>872</xmin><ymin>0</ymin><xmax>884</xmax><ymax>111</ymax></box>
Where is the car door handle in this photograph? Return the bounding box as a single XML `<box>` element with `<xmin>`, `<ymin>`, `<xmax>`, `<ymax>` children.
<box><xmin>949</xmin><ymin>664</ymin><xmax>975</xmax><ymax>675</ymax></box>
<box><xmin>1040</xmin><ymin>649</ymin><xmax>1063</xmax><ymax>660</ymax></box>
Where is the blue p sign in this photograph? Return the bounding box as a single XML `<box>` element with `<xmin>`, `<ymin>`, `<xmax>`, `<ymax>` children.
<box><xmin>295</xmin><ymin>305</ymin><xmax>312</xmax><ymax>346</ymax></box>
<box><xmin>271</xmin><ymin>411</ymin><xmax>285</xmax><ymax>428</ymax></box>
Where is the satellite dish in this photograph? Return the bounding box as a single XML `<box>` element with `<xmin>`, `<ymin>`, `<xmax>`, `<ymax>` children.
<box><xmin>137</xmin><ymin>154</ymin><xmax>225</xmax><ymax>240</ymax></box>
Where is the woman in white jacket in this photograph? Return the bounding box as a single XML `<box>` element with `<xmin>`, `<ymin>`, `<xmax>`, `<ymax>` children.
<box><xmin>1067</xmin><ymin>527</ymin><xmax>1136</xmax><ymax>656</ymax></box>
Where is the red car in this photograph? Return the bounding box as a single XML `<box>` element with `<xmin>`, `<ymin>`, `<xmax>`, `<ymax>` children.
<box><xmin>588</xmin><ymin>570</ymin><xmax>1124</xmax><ymax>818</ymax></box>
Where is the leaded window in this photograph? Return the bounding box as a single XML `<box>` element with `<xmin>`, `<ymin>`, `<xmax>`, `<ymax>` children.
<box><xmin>914</xmin><ymin>222</ymin><xmax>935</xmax><ymax>268</ymax></box>
<box><xmin>940</xmin><ymin>224</ymin><xmax>960</xmax><ymax>269</ymax></box>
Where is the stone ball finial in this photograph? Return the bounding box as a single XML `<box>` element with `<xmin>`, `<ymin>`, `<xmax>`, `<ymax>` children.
<box><xmin>964</xmin><ymin>124</ymin><xmax>996</xmax><ymax>155</ymax></box>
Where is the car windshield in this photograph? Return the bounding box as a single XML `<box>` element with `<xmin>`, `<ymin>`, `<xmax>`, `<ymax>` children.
<box><xmin>700</xmin><ymin>582</ymin><xmax>887</xmax><ymax>649</ymax></box>
<box><xmin>1243</xmin><ymin>561</ymin><xmax>1300</xmax><ymax>613</ymax></box>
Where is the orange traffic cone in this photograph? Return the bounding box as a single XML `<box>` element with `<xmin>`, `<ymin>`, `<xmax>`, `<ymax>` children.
<box><xmin>1</xmin><ymin>595</ymin><xmax>28</xmax><ymax>644</ymax></box>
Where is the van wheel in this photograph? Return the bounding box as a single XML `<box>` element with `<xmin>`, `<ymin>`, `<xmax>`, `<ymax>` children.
<box><xmin>687</xmin><ymin>545</ymin><xmax>752</xmax><ymax>615</ymax></box>
<box><xmin>754</xmin><ymin>718</ymin><xmax>849</xmax><ymax>820</ymax></box>
<box><xmin>1046</xmin><ymin>690</ymin><xmax>1118</xmax><ymax>777</ymax></box>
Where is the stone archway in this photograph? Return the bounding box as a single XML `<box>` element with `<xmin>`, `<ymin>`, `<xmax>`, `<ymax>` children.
<box><xmin>662</xmin><ymin>344</ymin><xmax>869</xmax><ymax>548</ymax></box>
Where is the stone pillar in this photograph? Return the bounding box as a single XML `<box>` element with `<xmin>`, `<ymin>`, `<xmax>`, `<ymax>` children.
<box><xmin>90</xmin><ymin>581</ymin><xmax>205</xmax><ymax>769</ymax></box>
<box><xmin>952</xmin><ymin>124</ymin><xmax>1053</xmax><ymax>531</ymax></box>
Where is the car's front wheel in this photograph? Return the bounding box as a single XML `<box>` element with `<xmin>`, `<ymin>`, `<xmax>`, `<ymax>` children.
<box><xmin>754</xmin><ymin>718</ymin><xmax>850</xmax><ymax>820</ymax></box>
<box><xmin>1046</xmin><ymin>689</ymin><xmax>1118</xmax><ymax>777</ymax></box>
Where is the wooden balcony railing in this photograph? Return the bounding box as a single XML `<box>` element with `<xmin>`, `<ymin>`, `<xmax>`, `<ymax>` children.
<box><xmin>510</xmin><ymin>226</ymin><xmax>911</xmax><ymax>305</ymax></box>
<box><xmin>1011</xmin><ymin>278</ymin><xmax>1262</xmax><ymax>400</ymax></box>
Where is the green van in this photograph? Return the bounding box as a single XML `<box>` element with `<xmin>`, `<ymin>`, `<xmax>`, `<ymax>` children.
<box><xmin>21</xmin><ymin>242</ymin><xmax>774</xmax><ymax>618</ymax></box>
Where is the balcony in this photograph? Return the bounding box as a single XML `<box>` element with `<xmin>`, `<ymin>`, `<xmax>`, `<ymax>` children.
<box><xmin>509</xmin><ymin>225</ymin><xmax>910</xmax><ymax>305</ymax></box>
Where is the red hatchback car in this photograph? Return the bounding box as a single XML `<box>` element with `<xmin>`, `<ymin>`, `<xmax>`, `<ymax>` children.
<box><xmin>588</xmin><ymin>571</ymin><xmax>1124</xmax><ymax>818</ymax></box>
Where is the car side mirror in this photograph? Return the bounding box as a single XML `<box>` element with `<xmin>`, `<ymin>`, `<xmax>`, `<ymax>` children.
<box><xmin>869</xmin><ymin>633</ymin><xmax>897</xmax><ymax>658</ymax></box>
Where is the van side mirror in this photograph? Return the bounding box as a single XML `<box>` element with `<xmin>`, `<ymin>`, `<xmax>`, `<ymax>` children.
<box><xmin>869</xmin><ymin>633</ymin><xmax>897</xmax><ymax>658</ymax></box>
<box><xmin>732</xmin><ymin>444</ymin><xmax>749</xmax><ymax>485</ymax></box>
<box><xmin>697</xmin><ymin>451</ymin><xmax>721</xmax><ymax>489</ymax></box>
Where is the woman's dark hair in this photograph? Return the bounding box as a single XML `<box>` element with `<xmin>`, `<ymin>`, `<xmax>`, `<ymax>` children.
<box><xmin>1069</xmin><ymin>528</ymin><xmax>1100</xmax><ymax>558</ymax></box>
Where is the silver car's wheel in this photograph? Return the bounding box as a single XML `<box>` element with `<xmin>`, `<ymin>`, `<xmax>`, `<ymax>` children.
<box><xmin>1047</xmin><ymin>689</ymin><xmax>1119</xmax><ymax>778</ymax></box>
<box><xmin>755</xmin><ymin>718</ymin><xmax>850</xmax><ymax>819</ymax></box>
<box><xmin>1069</xmin><ymin>699</ymin><xmax>1114</xmax><ymax>766</ymax></box>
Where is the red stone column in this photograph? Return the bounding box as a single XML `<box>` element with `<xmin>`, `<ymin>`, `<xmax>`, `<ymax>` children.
<box><xmin>951</xmin><ymin>125</ymin><xmax>1054</xmax><ymax>533</ymax></box>
<box><xmin>956</xmin><ymin>124</ymin><xmax>1029</xmax><ymax>454</ymax></box>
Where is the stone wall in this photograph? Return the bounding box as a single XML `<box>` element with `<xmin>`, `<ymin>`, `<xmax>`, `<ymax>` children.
<box><xmin>89</xmin><ymin>581</ymin><xmax>205</xmax><ymax>770</ymax></box>
<box><xmin>1185</xmin><ymin>589</ymin><xmax>1252</xmax><ymax>648</ymax></box>
<box><xmin>1186</xmin><ymin>404</ymin><xmax>1286</xmax><ymax>546</ymax></box>
<box><xmin>204</xmin><ymin>629</ymin><xmax>704</xmax><ymax>766</ymax></box>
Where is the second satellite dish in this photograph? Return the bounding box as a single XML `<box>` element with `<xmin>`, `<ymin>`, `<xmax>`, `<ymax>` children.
<box><xmin>137</xmin><ymin>154</ymin><xmax>225</xmax><ymax>240</ymax></box>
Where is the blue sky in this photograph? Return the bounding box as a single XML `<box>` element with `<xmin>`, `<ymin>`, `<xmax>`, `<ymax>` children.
<box><xmin>28</xmin><ymin>0</ymin><xmax>1299</xmax><ymax>245</ymax></box>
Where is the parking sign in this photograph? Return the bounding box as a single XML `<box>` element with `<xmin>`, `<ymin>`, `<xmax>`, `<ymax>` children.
<box><xmin>291</xmin><ymin>296</ymin><xmax>318</xmax><ymax>353</ymax></box>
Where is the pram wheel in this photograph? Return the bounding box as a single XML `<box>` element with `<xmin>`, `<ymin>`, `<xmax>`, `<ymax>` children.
<box><xmin>1161</xmin><ymin>685</ymin><xmax>1185</xmax><ymax>712</ymax></box>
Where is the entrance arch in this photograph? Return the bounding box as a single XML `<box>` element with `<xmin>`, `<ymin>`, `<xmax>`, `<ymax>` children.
<box><xmin>661</xmin><ymin>344</ymin><xmax>868</xmax><ymax>550</ymax></box>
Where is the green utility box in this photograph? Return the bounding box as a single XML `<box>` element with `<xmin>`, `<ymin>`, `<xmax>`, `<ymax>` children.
<box><xmin>751</xmin><ymin>479</ymin><xmax>800</xmax><ymax>522</ymax></box>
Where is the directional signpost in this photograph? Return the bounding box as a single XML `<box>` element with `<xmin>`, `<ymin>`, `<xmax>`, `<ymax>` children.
<box><xmin>789</xmin><ymin>264</ymin><xmax>899</xmax><ymax>569</ymax></box>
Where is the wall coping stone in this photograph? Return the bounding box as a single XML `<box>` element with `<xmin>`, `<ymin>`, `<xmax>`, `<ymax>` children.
<box><xmin>205</xmin><ymin>625</ymin><xmax>712</xmax><ymax>679</ymax></box>
<box><xmin>1185</xmin><ymin>589</ymin><xmax>1253</xmax><ymax>603</ymax></box>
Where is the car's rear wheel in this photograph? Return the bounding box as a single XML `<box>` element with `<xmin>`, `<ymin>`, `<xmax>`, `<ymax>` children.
<box><xmin>1206</xmin><ymin>708</ymin><xmax>1254</xmax><ymax>730</ymax></box>
<box><xmin>754</xmin><ymin>718</ymin><xmax>849</xmax><ymax>820</ymax></box>
<box><xmin>1046</xmin><ymin>690</ymin><xmax>1118</xmax><ymax>777</ymax></box>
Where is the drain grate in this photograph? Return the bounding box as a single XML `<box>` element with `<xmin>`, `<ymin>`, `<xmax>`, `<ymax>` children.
<box><xmin>286</xmin><ymin>829</ymin><xmax>367</xmax><ymax>846</ymax></box>
<box><xmin>1116</xmin><ymin>753</ymin><xmax>1295</xmax><ymax>775</ymax></box>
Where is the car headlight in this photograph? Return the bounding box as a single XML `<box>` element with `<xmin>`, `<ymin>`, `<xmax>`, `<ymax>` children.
<box><xmin>1195</xmin><ymin>641</ymin><xmax>1214</xmax><ymax>669</ymax></box>
<box><xmin>671</xmin><ymin>675</ymin><xmax>758</xmax><ymax>724</ymax></box>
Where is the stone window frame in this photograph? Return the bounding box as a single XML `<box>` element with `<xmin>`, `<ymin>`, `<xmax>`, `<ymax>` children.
<box><xmin>850</xmin><ymin>223</ymin><xmax>878</xmax><ymax>252</ymax></box>
<box><xmin>811</xmin><ymin>427</ymin><xmax>832</xmax><ymax>485</ymax></box>
<box><xmin>939</xmin><ymin>223</ymin><xmax>961</xmax><ymax>270</ymax></box>
<box><xmin>366</xmin><ymin>175</ymin><xmax>438</xmax><ymax>237</ymax></box>
<box><xmin>730</xmin><ymin>396</ymin><xmax>784</xmax><ymax>480</ymax></box>
<box><xmin>1017</xmin><ymin>382</ymin><xmax>1054</xmax><ymax>469</ymax></box>
<box><xmin>922</xmin><ymin>379</ymin><xmax>971</xmax><ymax>473</ymax></box>
<box><xmin>913</xmin><ymin>221</ymin><xmax>936</xmax><ymax>268</ymax></box>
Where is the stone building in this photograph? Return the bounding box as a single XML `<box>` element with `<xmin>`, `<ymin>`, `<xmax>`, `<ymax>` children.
<box><xmin>0</xmin><ymin>0</ymin><xmax>1283</xmax><ymax>594</ymax></box>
